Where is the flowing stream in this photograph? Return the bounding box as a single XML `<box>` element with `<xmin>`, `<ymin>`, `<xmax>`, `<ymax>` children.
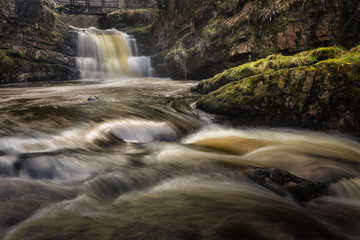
<box><xmin>0</xmin><ymin>28</ymin><xmax>360</xmax><ymax>240</ymax></box>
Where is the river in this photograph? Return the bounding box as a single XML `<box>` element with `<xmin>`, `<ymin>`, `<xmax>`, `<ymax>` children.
<box><xmin>0</xmin><ymin>28</ymin><xmax>360</xmax><ymax>240</ymax></box>
<box><xmin>1</xmin><ymin>77</ymin><xmax>360</xmax><ymax>240</ymax></box>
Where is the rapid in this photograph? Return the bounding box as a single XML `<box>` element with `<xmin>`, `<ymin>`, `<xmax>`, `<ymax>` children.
<box><xmin>0</xmin><ymin>28</ymin><xmax>360</xmax><ymax>240</ymax></box>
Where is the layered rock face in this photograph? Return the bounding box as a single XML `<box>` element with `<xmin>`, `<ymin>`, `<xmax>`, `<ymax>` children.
<box><xmin>0</xmin><ymin>0</ymin><xmax>79</xmax><ymax>84</ymax></box>
<box><xmin>149</xmin><ymin>0</ymin><xmax>359</xmax><ymax>79</ymax></box>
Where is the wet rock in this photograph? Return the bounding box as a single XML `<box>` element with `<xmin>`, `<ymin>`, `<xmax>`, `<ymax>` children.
<box><xmin>245</xmin><ymin>168</ymin><xmax>328</xmax><ymax>202</ymax></box>
<box><xmin>87</xmin><ymin>96</ymin><xmax>99</xmax><ymax>102</ymax></box>
<box><xmin>194</xmin><ymin>46</ymin><xmax>360</xmax><ymax>132</ymax></box>
<box><xmin>106</xmin><ymin>9</ymin><xmax>149</xmax><ymax>29</ymax></box>
<box><xmin>0</xmin><ymin>0</ymin><xmax>79</xmax><ymax>84</ymax></box>
<box><xmin>113</xmin><ymin>0</ymin><xmax>360</xmax><ymax>80</ymax></box>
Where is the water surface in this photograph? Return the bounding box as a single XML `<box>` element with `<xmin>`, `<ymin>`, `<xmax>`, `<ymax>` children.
<box><xmin>0</xmin><ymin>78</ymin><xmax>360</xmax><ymax>240</ymax></box>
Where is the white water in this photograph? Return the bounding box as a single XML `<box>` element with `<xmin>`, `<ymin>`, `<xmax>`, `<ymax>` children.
<box><xmin>74</xmin><ymin>27</ymin><xmax>155</xmax><ymax>79</ymax></box>
<box><xmin>329</xmin><ymin>178</ymin><xmax>360</xmax><ymax>199</ymax></box>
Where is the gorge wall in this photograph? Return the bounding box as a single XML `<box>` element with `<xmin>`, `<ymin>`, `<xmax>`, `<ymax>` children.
<box><xmin>2</xmin><ymin>0</ymin><xmax>358</xmax><ymax>83</ymax></box>
<box><xmin>105</xmin><ymin>0</ymin><xmax>360</xmax><ymax>80</ymax></box>
<box><xmin>0</xmin><ymin>0</ymin><xmax>78</xmax><ymax>84</ymax></box>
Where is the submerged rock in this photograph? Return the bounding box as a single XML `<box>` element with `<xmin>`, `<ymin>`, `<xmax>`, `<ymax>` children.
<box><xmin>193</xmin><ymin>46</ymin><xmax>360</xmax><ymax>132</ymax></box>
<box><xmin>87</xmin><ymin>96</ymin><xmax>99</xmax><ymax>102</ymax></box>
<box><xmin>245</xmin><ymin>168</ymin><xmax>328</xmax><ymax>202</ymax></box>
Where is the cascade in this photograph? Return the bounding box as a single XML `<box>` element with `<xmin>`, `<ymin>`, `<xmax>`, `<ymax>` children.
<box><xmin>329</xmin><ymin>178</ymin><xmax>360</xmax><ymax>200</ymax></box>
<box><xmin>73</xmin><ymin>27</ymin><xmax>155</xmax><ymax>79</ymax></box>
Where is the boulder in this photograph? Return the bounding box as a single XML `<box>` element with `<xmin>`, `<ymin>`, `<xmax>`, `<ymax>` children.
<box><xmin>193</xmin><ymin>46</ymin><xmax>360</xmax><ymax>132</ymax></box>
<box><xmin>245</xmin><ymin>168</ymin><xmax>328</xmax><ymax>202</ymax></box>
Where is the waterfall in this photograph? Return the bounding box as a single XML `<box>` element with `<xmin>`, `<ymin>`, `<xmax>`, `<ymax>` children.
<box><xmin>73</xmin><ymin>27</ymin><xmax>155</xmax><ymax>79</ymax></box>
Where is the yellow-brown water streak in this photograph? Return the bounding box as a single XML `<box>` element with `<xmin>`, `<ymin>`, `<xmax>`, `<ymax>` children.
<box><xmin>75</xmin><ymin>27</ymin><xmax>153</xmax><ymax>79</ymax></box>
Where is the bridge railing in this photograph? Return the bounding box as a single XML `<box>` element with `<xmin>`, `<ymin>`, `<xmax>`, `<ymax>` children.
<box><xmin>55</xmin><ymin>0</ymin><xmax>119</xmax><ymax>15</ymax></box>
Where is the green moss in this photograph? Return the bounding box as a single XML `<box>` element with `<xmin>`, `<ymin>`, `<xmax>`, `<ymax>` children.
<box><xmin>302</xmin><ymin>47</ymin><xmax>343</xmax><ymax>61</ymax></box>
<box><xmin>195</xmin><ymin>45</ymin><xmax>360</xmax><ymax>130</ymax></box>
<box><xmin>195</xmin><ymin>46</ymin><xmax>350</xmax><ymax>94</ymax></box>
<box><xmin>0</xmin><ymin>50</ymin><xmax>14</xmax><ymax>69</ymax></box>
<box><xmin>106</xmin><ymin>9</ymin><xmax>150</xmax><ymax>30</ymax></box>
<box><xmin>164</xmin><ymin>33</ymin><xmax>190</xmax><ymax>62</ymax></box>
<box><xmin>0</xmin><ymin>49</ymin><xmax>34</xmax><ymax>82</ymax></box>
<box><xmin>198</xmin><ymin>66</ymin><xmax>308</xmax><ymax>116</ymax></box>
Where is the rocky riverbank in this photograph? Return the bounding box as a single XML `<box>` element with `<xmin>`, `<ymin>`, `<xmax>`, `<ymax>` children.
<box><xmin>0</xmin><ymin>0</ymin><xmax>78</xmax><ymax>84</ymax></box>
<box><xmin>192</xmin><ymin>46</ymin><xmax>360</xmax><ymax>132</ymax></box>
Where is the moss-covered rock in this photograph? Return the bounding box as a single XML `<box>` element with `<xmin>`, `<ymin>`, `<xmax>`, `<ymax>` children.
<box><xmin>194</xmin><ymin>46</ymin><xmax>360</xmax><ymax>132</ymax></box>
<box><xmin>119</xmin><ymin>0</ymin><xmax>155</xmax><ymax>9</ymax></box>
<box><xmin>106</xmin><ymin>9</ymin><xmax>150</xmax><ymax>29</ymax></box>
<box><xmin>0</xmin><ymin>0</ymin><xmax>79</xmax><ymax>83</ymax></box>
<box><xmin>193</xmin><ymin>47</ymin><xmax>344</xmax><ymax>93</ymax></box>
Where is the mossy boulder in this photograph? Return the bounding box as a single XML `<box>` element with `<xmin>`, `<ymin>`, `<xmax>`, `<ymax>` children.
<box><xmin>194</xmin><ymin>46</ymin><xmax>360</xmax><ymax>132</ymax></box>
<box><xmin>192</xmin><ymin>47</ymin><xmax>343</xmax><ymax>93</ymax></box>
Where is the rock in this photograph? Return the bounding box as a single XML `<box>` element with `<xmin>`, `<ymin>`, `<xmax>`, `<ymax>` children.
<box><xmin>245</xmin><ymin>168</ymin><xmax>328</xmax><ymax>202</ymax></box>
<box><xmin>193</xmin><ymin>46</ymin><xmax>360</xmax><ymax>132</ymax></box>
<box><xmin>118</xmin><ymin>0</ymin><xmax>154</xmax><ymax>9</ymax></box>
<box><xmin>116</xmin><ymin>0</ymin><xmax>359</xmax><ymax>80</ymax></box>
<box><xmin>0</xmin><ymin>0</ymin><xmax>79</xmax><ymax>84</ymax></box>
<box><xmin>106</xmin><ymin>9</ymin><xmax>149</xmax><ymax>29</ymax></box>
<box><xmin>87</xmin><ymin>96</ymin><xmax>99</xmax><ymax>102</ymax></box>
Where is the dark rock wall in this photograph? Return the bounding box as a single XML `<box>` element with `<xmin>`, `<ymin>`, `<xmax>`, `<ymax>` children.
<box><xmin>148</xmin><ymin>0</ymin><xmax>360</xmax><ymax>79</ymax></box>
<box><xmin>0</xmin><ymin>0</ymin><xmax>79</xmax><ymax>84</ymax></box>
<box><xmin>1</xmin><ymin>0</ymin><xmax>359</xmax><ymax>83</ymax></box>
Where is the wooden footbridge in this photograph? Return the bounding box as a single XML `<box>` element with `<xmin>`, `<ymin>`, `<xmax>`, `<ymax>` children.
<box><xmin>56</xmin><ymin>0</ymin><xmax>119</xmax><ymax>15</ymax></box>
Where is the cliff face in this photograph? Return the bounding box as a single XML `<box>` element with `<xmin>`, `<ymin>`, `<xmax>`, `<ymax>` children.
<box><xmin>0</xmin><ymin>0</ymin><xmax>79</xmax><ymax>84</ymax></box>
<box><xmin>2</xmin><ymin>0</ymin><xmax>358</xmax><ymax>84</ymax></box>
<box><xmin>148</xmin><ymin>0</ymin><xmax>359</xmax><ymax>132</ymax></box>
<box><xmin>149</xmin><ymin>0</ymin><xmax>359</xmax><ymax>79</ymax></box>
